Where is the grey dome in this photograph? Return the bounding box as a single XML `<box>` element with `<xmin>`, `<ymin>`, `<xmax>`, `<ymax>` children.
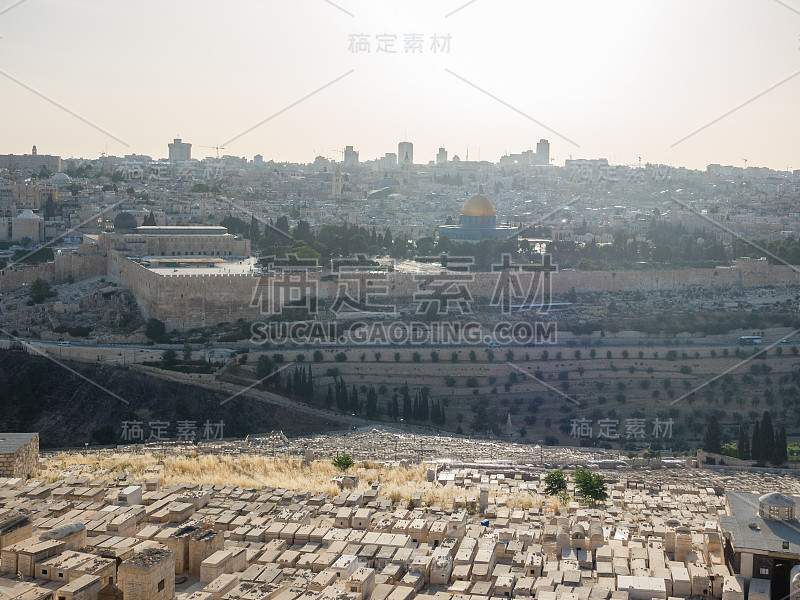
<box><xmin>759</xmin><ymin>492</ymin><xmax>795</xmax><ymax>507</ymax></box>
<box><xmin>113</xmin><ymin>212</ymin><xmax>138</xmax><ymax>232</ymax></box>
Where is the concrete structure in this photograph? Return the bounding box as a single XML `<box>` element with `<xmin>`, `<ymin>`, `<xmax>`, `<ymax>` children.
<box><xmin>55</xmin><ymin>574</ymin><xmax>102</xmax><ymax>600</ymax></box>
<box><xmin>117</xmin><ymin>547</ymin><xmax>175</xmax><ymax>600</ymax></box>
<box><xmin>0</xmin><ymin>513</ymin><xmax>32</xmax><ymax>551</ymax></box>
<box><xmin>398</xmin><ymin>142</ymin><xmax>413</xmax><ymax>167</ymax></box>
<box><xmin>0</xmin><ymin>151</ymin><xmax>61</xmax><ymax>174</ymax></box>
<box><xmin>118</xmin><ymin>486</ymin><xmax>143</xmax><ymax>506</ymax></box>
<box><xmin>168</xmin><ymin>139</ymin><xmax>191</xmax><ymax>163</ymax></box>
<box><xmin>535</xmin><ymin>139</ymin><xmax>550</xmax><ymax>166</ymax></box>
<box><xmin>343</xmin><ymin>146</ymin><xmax>359</xmax><ymax>168</ymax></box>
<box><xmin>11</xmin><ymin>209</ymin><xmax>44</xmax><ymax>242</ymax></box>
<box><xmin>721</xmin><ymin>491</ymin><xmax>800</xmax><ymax>599</ymax></box>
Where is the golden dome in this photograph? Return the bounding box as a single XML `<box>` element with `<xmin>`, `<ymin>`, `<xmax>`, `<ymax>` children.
<box><xmin>461</xmin><ymin>194</ymin><xmax>496</xmax><ymax>217</ymax></box>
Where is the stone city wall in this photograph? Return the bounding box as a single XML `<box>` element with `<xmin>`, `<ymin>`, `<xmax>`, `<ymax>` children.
<box><xmin>0</xmin><ymin>247</ymin><xmax>107</xmax><ymax>293</ymax></box>
<box><xmin>113</xmin><ymin>257</ymin><xmax>800</xmax><ymax>331</ymax></box>
<box><xmin>696</xmin><ymin>450</ymin><xmax>756</xmax><ymax>468</ymax></box>
<box><xmin>5</xmin><ymin>246</ymin><xmax>800</xmax><ymax>331</ymax></box>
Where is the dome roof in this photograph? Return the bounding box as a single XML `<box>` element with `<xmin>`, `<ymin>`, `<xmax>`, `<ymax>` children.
<box><xmin>15</xmin><ymin>209</ymin><xmax>41</xmax><ymax>220</ymax></box>
<box><xmin>113</xmin><ymin>211</ymin><xmax>138</xmax><ymax>232</ymax></box>
<box><xmin>759</xmin><ymin>492</ymin><xmax>795</xmax><ymax>507</ymax></box>
<box><xmin>462</xmin><ymin>194</ymin><xmax>496</xmax><ymax>217</ymax></box>
<box><xmin>50</xmin><ymin>172</ymin><xmax>71</xmax><ymax>182</ymax></box>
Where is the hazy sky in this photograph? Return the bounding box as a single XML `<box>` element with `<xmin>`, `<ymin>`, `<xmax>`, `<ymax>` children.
<box><xmin>1</xmin><ymin>0</ymin><xmax>799</xmax><ymax>170</ymax></box>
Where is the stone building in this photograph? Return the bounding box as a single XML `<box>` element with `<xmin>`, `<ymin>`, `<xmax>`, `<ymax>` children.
<box><xmin>0</xmin><ymin>152</ymin><xmax>62</xmax><ymax>174</ymax></box>
<box><xmin>117</xmin><ymin>547</ymin><xmax>175</xmax><ymax>600</ymax></box>
<box><xmin>0</xmin><ymin>513</ymin><xmax>32</xmax><ymax>551</ymax></box>
<box><xmin>10</xmin><ymin>209</ymin><xmax>44</xmax><ymax>242</ymax></box>
<box><xmin>102</xmin><ymin>217</ymin><xmax>250</xmax><ymax>259</ymax></box>
<box><xmin>721</xmin><ymin>491</ymin><xmax>800</xmax><ymax>600</ymax></box>
<box><xmin>0</xmin><ymin>433</ymin><xmax>39</xmax><ymax>478</ymax></box>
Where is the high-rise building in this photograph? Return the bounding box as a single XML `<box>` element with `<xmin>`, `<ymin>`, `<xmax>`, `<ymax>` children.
<box><xmin>379</xmin><ymin>153</ymin><xmax>398</xmax><ymax>170</ymax></box>
<box><xmin>254</xmin><ymin>154</ymin><xmax>264</xmax><ymax>167</ymax></box>
<box><xmin>168</xmin><ymin>138</ymin><xmax>192</xmax><ymax>163</ymax></box>
<box><xmin>398</xmin><ymin>142</ymin><xmax>413</xmax><ymax>167</ymax></box>
<box><xmin>535</xmin><ymin>139</ymin><xmax>550</xmax><ymax>166</ymax></box>
<box><xmin>343</xmin><ymin>146</ymin><xmax>359</xmax><ymax>167</ymax></box>
<box><xmin>437</xmin><ymin>147</ymin><xmax>448</xmax><ymax>166</ymax></box>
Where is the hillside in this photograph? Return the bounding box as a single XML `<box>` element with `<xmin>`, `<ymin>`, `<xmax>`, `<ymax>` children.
<box><xmin>0</xmin><ymin>350</ymin><xmax>341</xmax><ymax>448</ymax></box>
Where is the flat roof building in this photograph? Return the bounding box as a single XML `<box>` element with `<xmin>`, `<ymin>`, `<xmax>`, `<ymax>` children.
<box><xmin>721</xmin><ymin>491</ymin><xmax>800</xmax><ymax>600</ymax></box>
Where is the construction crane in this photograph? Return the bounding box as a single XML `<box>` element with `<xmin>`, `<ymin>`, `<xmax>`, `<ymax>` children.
<box><xmin>200</xmin><ymin>145</ymin><xmax>226</xmax><ymax>159</ymax></box>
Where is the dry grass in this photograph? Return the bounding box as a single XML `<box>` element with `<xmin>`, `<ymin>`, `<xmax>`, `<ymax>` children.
<box><xmin>40</xmin><ymin>452</ymin><xmax>429</xmax><ymax>501</ymax></box>
<box><xmin>41</xmin><ymin>451</ymin><xmax>557</xmax><ymax>512</ymax></box>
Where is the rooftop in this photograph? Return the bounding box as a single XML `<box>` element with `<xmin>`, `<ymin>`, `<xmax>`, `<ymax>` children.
<box><xmin>133</xmin><ymin>226</ymin><xmax>229</xmax><ymax>235</ymax></box>
<box><xmin>122</xmin><ymin>546</ymin><xmax>173</xmax><ymax>568</ymax></box>
<box><xmin>0</xmin><ymin>433</ymin><xmax>37</xmax><ymax>455</ymax></box>
<box><xmin>721</xmin><ymin>491</ymin><xmax>800</xmax><ymax>554</ymax></box>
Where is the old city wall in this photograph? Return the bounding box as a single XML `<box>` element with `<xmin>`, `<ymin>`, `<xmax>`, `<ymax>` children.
<box><xmin>120</xmin><ymin>260</ymin><xmax>800</xmax><ymax>330</ymax></box>
<box><xmin>109</xmin><ymin>252</ymin><xmax>260</xmax><ymax>330</ymax></box>
<box><xmin>108</xmin><ymin>252</ymin><xmax>162</xmax><ymax>322</ymax></box>
<box><xmin>5</xmin><ymin>248</ymin><xmax>800</xmax><ymax>331</ymax></box>
<box><xmin>0</xmin><ymin>249</ymin><xmax>107</xmax><ymax>294</ymax></box>
<box><xmin>149</xmin><ymin>273</ymin><xmax>259</xmax><ymax>331</ymax></box>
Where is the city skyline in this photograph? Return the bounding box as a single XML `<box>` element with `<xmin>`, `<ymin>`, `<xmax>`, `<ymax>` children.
<box><xmin>0</xmin><ymin>0</ymin><xmax>799</xmax><ymax>171</ymax></box>
<box><xmin>1</xmin><ymin>136</ymin><xmax>795</xmax><ymax>174</ymax></box>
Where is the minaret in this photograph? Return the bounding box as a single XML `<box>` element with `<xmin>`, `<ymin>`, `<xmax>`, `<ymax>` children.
<box><xmin>332</xmin><ymin>166</ymin><xmax>343</xmax><ymax>197</ymax></box>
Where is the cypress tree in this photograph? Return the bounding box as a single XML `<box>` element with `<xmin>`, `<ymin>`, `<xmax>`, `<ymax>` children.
<box><xmin>336</xmin><ymin>377</ymin><xmax>348</xmax><ymax>412</ymax></box>
<box><xmin>293</xmin><ymin>368</ymin><xmax>301</xmax><ymax>397</ymax></box>
<box><xmin>703</xmin><ymin>415</ymin><xmax>721</xmax><ymax>454</ymax></box>
<box><xmin>402</xmin><ymin>386</ymin><xmax>411</xmax><ymax>421</ymax></box>
<box><xmin>306</xmin><ymin>365</ymin><xmax>314</xmax><ymax>401</ymax></box>
<box><xmin>366</xmin><ymin>387</ymin><xmax>378</xmax><ymax>419</ymax></box>
<box><xmin>760</xmin><ymin>411</ymin><xmax>775</xmax><ymax>463</ymax></box>
<box><xmin>773</xmin><ymin>426</ymin><xmax>788</xmax><ymax>465</ymax></box>
<box><xmin>285</xmin><ymin>375</ymin><xmax>293</xmax><ymax>396</ymax></box>
<box><xmin>737</xmin><ymin>424</ymin><xmax>750</xmax><ymax>460</ymax></box>
<box><xmin>751</xmin><ymin>421</ymin><xmax>761</xmax><ymax>462</ymax></box>
<box><xmin>249</xmin><ymin>216</ymin><xmax>261</xmax><ymax>241</ymax></box>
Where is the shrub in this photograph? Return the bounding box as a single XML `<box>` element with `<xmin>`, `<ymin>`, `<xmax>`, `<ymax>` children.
<box><xmin>332</xmin><ymin>454</ymin><xmax>354</xmax><ymax>471</ymax></box>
